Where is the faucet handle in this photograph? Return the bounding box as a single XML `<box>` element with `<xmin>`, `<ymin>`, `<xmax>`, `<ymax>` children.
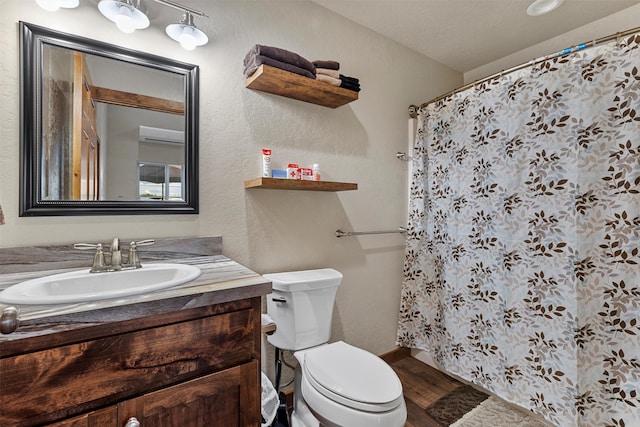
<box><xmin>73</xmin><ymin>243</ymin><xmax>107</xmax><ymax>272</ymax></box>
<box><xmin>132</xmin><ymin>239</ymin><xmax>155</xmax><ymax>247</ymax></box>
<box><xmin>127</xmin><ymin>240</ymin><xmax>155</xmax><ymax>269</ymax></box>
<box><xmin>73</xmin><ymin>243</ymin><xmax>101</xmax><ymax>251</ymax></box>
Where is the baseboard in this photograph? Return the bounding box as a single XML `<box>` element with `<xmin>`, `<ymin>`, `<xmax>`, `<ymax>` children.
<box><xmin>379</xmin><ymin>346</ymin><xmax>411</xmax><ymax>364</ymax></box>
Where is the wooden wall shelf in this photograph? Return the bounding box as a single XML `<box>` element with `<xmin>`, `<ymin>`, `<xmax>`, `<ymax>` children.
<box><xmin>244</xmin><ymin>178</ymin><xmax>357</xmax><ymax>192</ymax></box>
<box><xmin>245</xmin><ymin>65</ymin><xmax>358</xmax><ymax>108</ymax></box>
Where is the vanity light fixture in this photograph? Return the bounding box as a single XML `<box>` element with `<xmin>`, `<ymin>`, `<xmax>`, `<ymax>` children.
<box><xmin>165</xmin><ymin>12</ymin><xmax>208</xmax><ymax>50</ymax></box>
<box><xmin>527</xmin><ymin>0</ymin><xmax>565</xmax><ymax>16</ymax></box>
<box><xmin>98</xmin><ymin>0</ymin><xmax>150</xmax><ymax>34</ymax></box>
<box><xmin>35</xmin><ymin>0</ymin><xmax>79</xmax><ymax>12</ymax></box>
<box><xmin>36</xmin><ymin>0</ymin><xmax>209</xmax><ymax>50</ymax></box>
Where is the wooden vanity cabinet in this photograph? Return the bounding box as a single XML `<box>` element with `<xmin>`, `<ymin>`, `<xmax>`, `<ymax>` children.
<box><xmin>1</xmin><ymin>297</ymin><xmax>262</xmax><ymax>427</ymax></box>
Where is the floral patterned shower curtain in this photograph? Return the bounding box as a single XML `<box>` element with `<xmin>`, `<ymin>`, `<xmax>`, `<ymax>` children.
<box><xmin>397</xmin><ymin>33</ymin><xmax>640</xmax><ymax>427</ymax></box>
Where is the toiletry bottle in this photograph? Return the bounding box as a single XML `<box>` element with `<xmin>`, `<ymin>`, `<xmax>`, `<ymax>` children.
<box><xmin>262</xmin><ymin>149</ymin><xmax>272</xmax><ymax>177</ymax></box>
<box><xmin>313</xmin><ymin>163</ymin><xmax>321</xmax><ymax>181</ymax></box>
<box><xmin>287</xmin><ymin>163</ymin><xmax>300</xmax><ymax>180</ymax></box>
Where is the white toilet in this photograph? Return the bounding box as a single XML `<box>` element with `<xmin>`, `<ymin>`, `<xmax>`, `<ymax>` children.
<box><xmin>265</xmin><ymin>268</ymin><xmax>407</xmax><ymax>427</ymax></box>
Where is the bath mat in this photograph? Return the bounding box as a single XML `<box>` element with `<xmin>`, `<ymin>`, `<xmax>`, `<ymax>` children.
<box><xmin>424</xmin><ymin>384</ymin><xmax>489</xmax><ymax>426</ymax></box>
<box><xmin>450</xmin><ymin>396</ymin><xmax>554</xmax><ymax>427</ymax></box>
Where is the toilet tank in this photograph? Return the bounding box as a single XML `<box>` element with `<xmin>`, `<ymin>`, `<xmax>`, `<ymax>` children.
<box><xmin>265</xmin><ymin>268</ymin><xmax>343</xmax><ymax>351</ymax></box>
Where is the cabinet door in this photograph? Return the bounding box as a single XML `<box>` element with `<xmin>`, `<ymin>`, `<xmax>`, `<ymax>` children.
<box><xmin>118</xmin><ymin>360</ymin><xmax>260</xmax><ymax>427</ymax></box>
<box><xmin>46</xmin><ymin>406</ymin><xmax>117</xmax><ymax>427</ymax></box>
<box><xmin>1</xmin><ymin>305</ymin><xmax>257</xmax><ymax>426</ymax></box>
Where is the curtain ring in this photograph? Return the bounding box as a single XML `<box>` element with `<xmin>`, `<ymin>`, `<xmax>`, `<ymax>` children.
<box><xmin>615</xmin><ymin>32</ymin><xmax>621</xmax><ymax>48</ymax></box>
<box><xmin>408</xmin><ymin>105</ymin><xmax>418</xmax><ymax>119</ymax></box>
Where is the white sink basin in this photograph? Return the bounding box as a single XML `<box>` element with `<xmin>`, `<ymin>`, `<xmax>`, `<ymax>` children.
<box><xmin>0</xmin><ymin>263</ymin><xmax>202</xmax><ymax>305</ymax></box>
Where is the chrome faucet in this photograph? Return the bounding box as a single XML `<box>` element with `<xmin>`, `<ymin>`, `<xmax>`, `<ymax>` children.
<box><xmin>74</xmin><ymin>238</ymin><xmax>155</xmax><ymax>273</ymax></box>
<box><xmin>110</xmin><ymin>237</ymin><xmax>123</xmax><ymax>271</ymax></box>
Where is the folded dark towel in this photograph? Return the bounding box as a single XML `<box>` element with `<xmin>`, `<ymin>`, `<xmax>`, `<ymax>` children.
<box><xmin>340</xmin><ymin>80</ymin><xmax>361</xmax><ymax>92</ymax></box>
<box><xmin>339</xmin><ymin>74</ymin><xmax>360</xmax><ymax>92</ymax></box>
<box><xmin>313</xmin><ymin>60</ymin><xmax>340</xmax><ymax>70</ymax></box>
<box><xmin>244</xmin><ymin>44</ymin><xmax>315</xmax><ymax>74</ymax></box>
<box><xmin>244</xmin><ymin>55</ymin><xmax>316</xmax><ymax>79</ymax></box>
<box><xmin>339</xmin><ymin>74</ymin><xmax>359</xmax><ymax>85</ymax></box>
<box><xmin>339</xmin><ymin>74</ymin><xmax>361</xmax><ymax>91</ymax></box>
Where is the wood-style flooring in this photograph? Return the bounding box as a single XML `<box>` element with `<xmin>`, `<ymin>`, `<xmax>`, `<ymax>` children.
<box><xmin>389</xmin><ymin>356</ymin><xmax>466</xmax><ymax>427</ymax></box>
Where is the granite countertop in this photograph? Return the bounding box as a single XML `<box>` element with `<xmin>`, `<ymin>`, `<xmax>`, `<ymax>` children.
<box><xmin>0</xmin><ymin>254</ymin><xmax>272</xmax><ymax>349</ymax></box>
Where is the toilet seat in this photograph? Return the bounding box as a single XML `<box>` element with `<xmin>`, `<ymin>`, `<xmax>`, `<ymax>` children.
<box><xmin>302</xmin><ymin>341</ymin><xmax>404</xmax><ymax>412</ymax></box>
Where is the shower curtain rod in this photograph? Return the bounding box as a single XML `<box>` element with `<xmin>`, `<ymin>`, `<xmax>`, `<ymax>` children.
<box><xmin>408</xmin><ymin>26</ymin><xmax>640</xmax><ymax>117</ymax></box>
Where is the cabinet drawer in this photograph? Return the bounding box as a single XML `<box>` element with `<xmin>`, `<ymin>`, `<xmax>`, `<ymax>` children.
<box><xmin>118</xmin><ymin>360</ymin><xmax>260</xmax><ymax>427</ymax></box>
<box><xmin>46</xmin><ymin>407</ymin><xmax>117</xmax><ymax>427</ymax></box>
<box><xmin>1</xmin><ymin>308</ymin><xmax>256</xmax><ymax>426</ymax></box>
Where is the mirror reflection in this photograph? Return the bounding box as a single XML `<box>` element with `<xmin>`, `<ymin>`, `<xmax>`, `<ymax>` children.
<box><xmin>42</xmin><ymin>45</ymin><xmax>185</xmax><ymax>202</ymax></box>
<box><xmin>21</xmin><ymin>22</ymin><xmax>199</xmax><ymax>216</ymax></box>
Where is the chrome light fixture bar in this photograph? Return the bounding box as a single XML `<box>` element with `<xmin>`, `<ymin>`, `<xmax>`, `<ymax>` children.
<box><xmin>35</xmin><ymin>0</ymin><xmax>209</xmax><ymax>50</ymax></box>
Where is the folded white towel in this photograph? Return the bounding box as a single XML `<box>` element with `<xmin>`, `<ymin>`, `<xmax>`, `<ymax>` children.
<box><xmin>316</xmin><ymin>73</ymin><xmax>341</xmax><ymax>86</ymax></box>
<box><xmin>316</xmin><ymin>68</ymin><xmax>340</xmax><ymax>79</ymax></box>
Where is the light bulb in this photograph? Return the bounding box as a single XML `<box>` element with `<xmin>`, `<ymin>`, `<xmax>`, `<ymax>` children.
<box><xmin>98</xmin><ymin>0</ymin><xmax>149</xmax><ymax>33</ymax></box>
<box><xmin>36</xmin><ymin>0</ymin><xmax>79</xmax><ymax>11</ymax></box>
<box><xmin>179</xmin><ymin>28</ymin><xmax>197</xmax><ymax>50</ymax></box>
<box><xmin>36</xmin><ymin>0</ymin><xmax>60</xmax><ymax>11</ymax></box>
<box><xmin>166</xmin><ymin>12</ymin><xmax>208</xmax><ymax>50</ymax></box>
<box><xmin>114</xmin><ymin>5</ymin><xmax>137</xmax><ymax>33</ymax></box>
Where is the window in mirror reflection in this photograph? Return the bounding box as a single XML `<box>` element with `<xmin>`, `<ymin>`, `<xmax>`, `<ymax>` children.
<box><xmin>138</xmin><ymin>162</ymin><xmax>184</xmax><ymax>201</ymax></box>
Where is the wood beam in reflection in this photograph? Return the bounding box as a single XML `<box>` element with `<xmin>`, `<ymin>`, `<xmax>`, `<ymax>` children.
<box><xmin>91</xmin><ymin>86</ymin><xmax>185</xmax><ymax>115</ymax></box>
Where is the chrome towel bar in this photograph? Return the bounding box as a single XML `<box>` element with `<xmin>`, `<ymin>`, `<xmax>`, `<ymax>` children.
<box><xmin>335</xmin><ymin>227</ymin><xmax>407</xmax><ymax>238</ymax></box>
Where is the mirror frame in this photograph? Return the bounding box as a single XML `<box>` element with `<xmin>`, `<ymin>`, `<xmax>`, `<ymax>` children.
<box><xmin>19</xmin><ymin>22</ymin><xmax>199</xmax><ymax>216</ymax></box>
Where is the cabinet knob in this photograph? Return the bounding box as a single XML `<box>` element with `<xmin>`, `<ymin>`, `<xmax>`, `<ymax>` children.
<box><xmin>124</xmin><ymin>417</ymin><xmax>141</xmax><ymax>427</ymax></box>
<box><xmin>0</xmin><ymin>306</ymin><xmax>19</xmax><ymax>334</ymax></box>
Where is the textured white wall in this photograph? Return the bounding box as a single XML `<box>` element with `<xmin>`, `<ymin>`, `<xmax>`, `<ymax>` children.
<box><xmin>0</xmin><ymin>0</ymin><xmax>460</xmax><ymax>356</ymax></box>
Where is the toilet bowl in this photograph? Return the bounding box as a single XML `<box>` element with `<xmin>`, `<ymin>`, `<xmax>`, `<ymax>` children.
<box><xmin>292</xmin><ymin>341</ymin><xmax>406</xmax><ymax>427</ymax></box>
<box><xmin>264</xmin><ymin>269</ymin><xmax>407</xmax><ymax>427</ymax></box>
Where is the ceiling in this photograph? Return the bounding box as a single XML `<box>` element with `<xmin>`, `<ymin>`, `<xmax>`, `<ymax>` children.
<box><xmin>311</xmin><ymin>0</ymin><xmax>639</xmax><ymax>73</ymax></box>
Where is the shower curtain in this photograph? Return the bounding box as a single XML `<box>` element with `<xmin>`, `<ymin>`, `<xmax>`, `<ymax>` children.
<box><xmin>397</xmin><ymin>33</ymin><xmax>639</xmax><ymax>427</ymax></box>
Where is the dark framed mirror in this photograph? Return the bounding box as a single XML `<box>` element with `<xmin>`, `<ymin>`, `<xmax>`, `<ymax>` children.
<box><xmin>20</xmin><ymin>22</ymin><xmax>199</xmax><ymax>216</ymax></box>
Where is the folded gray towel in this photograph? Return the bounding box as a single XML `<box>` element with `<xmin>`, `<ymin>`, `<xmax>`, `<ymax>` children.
<box><xmin>313</xmin><ymin>60</ymin><xmax>340</xmax><ymax>70</ymax></box>
<box><xmin>244</xmin><ymin>55</ymin><xmax>316</xmax><ymax>79</ymax></box>
<box><xmin>244</xmin><ymin>44</ymin><xmax>315</xmax><ymax>74</ymax></box>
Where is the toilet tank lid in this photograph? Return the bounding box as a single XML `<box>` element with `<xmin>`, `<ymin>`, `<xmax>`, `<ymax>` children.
<box><xmin>262</xmin><ymin>268</ymin><xmax>343</xmax><ymax>292</ymax></box>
